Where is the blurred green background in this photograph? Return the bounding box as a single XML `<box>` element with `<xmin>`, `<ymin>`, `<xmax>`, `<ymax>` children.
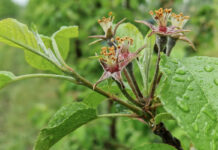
<box><xmin>0</xmin><ymin>0</ymin><xmax>217</xmax><ymax>150</ymax></box>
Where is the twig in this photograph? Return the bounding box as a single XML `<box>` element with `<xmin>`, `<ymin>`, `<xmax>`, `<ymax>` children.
<box><xmin>153</xmin><ymin>122</ymin><xmax>183</xmax><ymax>150</ymax></box>
<box><xmin>113</xmin><ymin>18</ymin><xmax>126</xmax><ymax>36</ymax></box>
<box><xmin>126</xmin><ymin>63</ymin><xmax>144</xmax><ymax>99</ymax></box>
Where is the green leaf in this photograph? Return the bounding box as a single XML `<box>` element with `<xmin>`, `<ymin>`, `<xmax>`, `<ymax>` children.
<box><xmin>155</xmin><ymin>113</ymin><xmax>174</xmax><ymax>124</ymax></box>
<box><xmin>158</xmin><ymin>54</ymin><xmax>218</xmax><ymax>150</ymax></box>
<box><xmin>137</xmin><ymin>31</ymin><xmax>155</xmax><ymax>95</ymax></box>
<box><xmin>52</xmin><ymin>26</ymin><xmax>78</xmax><ymax>60</ymax></box>
<box><xmin>133</xmin><ymin>143</ymin><xmax>176</xmax><ymax>150</ymax></box>
<box><xmin>82</xmin><ymin>85</ymin><xmax>124</xmax><ymax>109</ymax></box>
<box><xmin>34</xmin><ymin>102</ymin><xmax>97</xmax><ymax>150</ymax></box>
<box><xmin>0</xmin><ymin>18</ymin><xmax>60</xmax><ymax>73</ymax></box>
<box><xmin>0</xmin><ymin>71</ymin><xmax>15</xmax><ymax>89</ymax></box>
<box><xmin>83</xmin><ymin>92</ymin><xmax>105</xmax><ymax>108</ymax></box>
<box><xmin>116</xmin><ymin>23</ymin><xmax>144</xmax><ymax>52</ymax></box>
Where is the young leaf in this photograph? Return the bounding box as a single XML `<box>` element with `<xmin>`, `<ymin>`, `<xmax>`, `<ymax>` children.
<box><xmin>155</xmin><ymin>113</ymin><xmax>174</xmax><ymax>124</ymax></box>
<box><xmin>133</xmin><ymin>143</ymin><xmax>176</xmax><ymax>150</ymax></box>
<box><xmin>116</xmin><ymin>23</ymin><xmax>144</xmax><ymax>52</ymax></box>
<box><xmin>52</xmin><ymin>26</ymin><xmax>79</xmax><ymax>60</ymax></box>
<box><xmin>0</xmin><ymin>71</ymin><xmax>15</xmax><ymax>89</ymax></box>
<box><xmin>34</xmin><ymin>102</ymin><xmax>97</xmax><ymax>150</ymax></box>
<box><xmin>83</xmin><ymin>92</ymin><xmax>105</xmax><ymax>108</ymax></box>
<box><xmin>137</xmin><ymin>32</ymin><xmax>155</xmax><ymax>95</ymax></box>
<box><xmin>82</xmin><ymin>85</ymin><xmax>124</xmax><ymax>109</ymax></box>
<box><xmin>158</xmin><ymin>54</ymin><xmax>218</xmax><ymax>150</ymax></box>
<box><xmin>0</xmin><ymin>18</ymin><xmax>61</xmax><ymax>73</ymax></box>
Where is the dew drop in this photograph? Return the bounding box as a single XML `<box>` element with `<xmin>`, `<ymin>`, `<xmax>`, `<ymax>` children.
<box><xmin>176</xmin><ymin>67</ymin><xmax>186</xmax><ymax>75</ymax></box>
<box><xmin>176</xmin><ymin>97</ymin><xmax>189</xmax><ymax>112</ymax></box>
<box><xmin>203</xmin><ymin>109</ymin><xmax>217</xmax><ymax>121</ymax></box>
<box><xmin>204</xmin><ymin>65</ymin><xmax>214</xmax><ymax>72</ymax></box>
<box><xmin>214</xmin><ymin>79</ymin><xmax>218</xmax><ymax>86</ymax></box>
<box><xmin>183</xmin><ymin>94</ymin><xmax>189</xmax><ymax>100</ymax></box>
<box><xmin>198</xmin><ymin>70</ymin><xmax>203</xmax><ymax>73</ymax></box>
<box><xmin>192</xmin><ymin>122</ymin><xmax>199</xmax><ymax>132</ymax></box>
<box><xmin>173</xmin><ymin>76</ymin><xmax>185</xmax><ymax>82</ymax></box>
<box><xmin>187</xmin><ymin>85</ymin><xmax>194</xmax><ymax>91</ymax></box>
<box><xmin>187</xmin><ymin>76</ymin><xmax>193</xmax><ymax>82</ymax></box>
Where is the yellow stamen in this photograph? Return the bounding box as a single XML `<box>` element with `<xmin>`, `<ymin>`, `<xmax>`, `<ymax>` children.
<box><xmin>108</xmin><ymin>12</ymin><xmax>113</xmax><ymax>16</ymax></box>
<box><xmin>149</xmin><ymin>10</ymin><xmax>154</xmax><ymax>16</ymax></box>
<box><xmin>183</xmin><ymin>16</ymin><xmax>190</xmax><ymax>19</ymax></box>
<box><xmin>101</xmin><ymin>47</ymin><xmax>107</xmax><ymax>51</ymax></box>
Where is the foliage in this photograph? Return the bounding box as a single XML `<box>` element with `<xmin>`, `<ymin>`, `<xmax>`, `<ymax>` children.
<box><xmin>158</xmin><ymin>54</ymin><xmax>218</xmax><ymax>150</ymax></box>
<box><xmin>0</xmin><ymin>1</ymin><xmax>218</xmax><ymax>150</ymax></box>
<box><xmin>34</xmin><ymin>102</ymin><xmax>97</xmax><ymax>150</ymax></box>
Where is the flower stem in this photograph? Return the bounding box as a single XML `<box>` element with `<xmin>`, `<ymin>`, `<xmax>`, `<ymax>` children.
<box><xmin>149</xmin><ymin>47</ymin><xmax>161</xmax><ymax>102</ymax></box>
<box><xmin>126</xmin><ymin>63</ymin><xmax>143</xmax><ymax>99</ymax></box>
<box><xmin>115</xmin><ymin>81</ymin><xmax>144</xmax><ymax>107</ymax></box>
<box><xmin>149</xmin><ymin>35</ymin><xmax>166</xmax><ymax>104</ymax></box>
<box><xmin>123</xmin><ymin>68</ymin><xmax>139</xmax><ymax>99</ymax></box>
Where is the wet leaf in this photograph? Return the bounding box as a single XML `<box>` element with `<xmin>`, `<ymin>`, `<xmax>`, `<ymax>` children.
<box><xmin>158</xmin><ymin>54</ymin><xmax>218</xmax><ymax>150</ymax></box>
<box><xmin>34</xmin><ymin>102</ymin><xmax>97</xmax><ymax>150</ymax></box>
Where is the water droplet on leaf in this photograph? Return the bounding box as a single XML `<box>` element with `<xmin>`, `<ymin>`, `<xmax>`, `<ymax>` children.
<box><xmin>176</xmin><ymin>67</ymin><xmax>186</xmax><ymax>75</ymax></box>
<box><xmin>214</xmin><ymin>79</ymin><xmax>218</xmax><ymax>86</ymax></box>
<box><xmin>176</xmin><ymin>97</ymin><xmax>189</xmax><ymax>112</ymax></box>
<box><xmin>187</xmin><ymin>85</ymin><xmax>194</xmax><ymax>91</ymax></box>
<box><xmin>204</xmin><ymin>65</ymin><xmax>214</xmax><ymax>72</ymax></box>
<box><xmin>192</xmin><ymin>122</ymin><xmax>199</xmax><ymax>132</ymax></box>
<box><xmin>183</xmin><ymin>94</ymin><xmax>189</xmax><ymax>100</ymax></box>
<box><xmin>187</xmin><ymin>76</ymin><xmax>193</xmax><ymax>82</ymax></box>
<box><xmin>173</xmin><ymin>76</ymin><xmax>185</xmax><ymax>82</ymax></box>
